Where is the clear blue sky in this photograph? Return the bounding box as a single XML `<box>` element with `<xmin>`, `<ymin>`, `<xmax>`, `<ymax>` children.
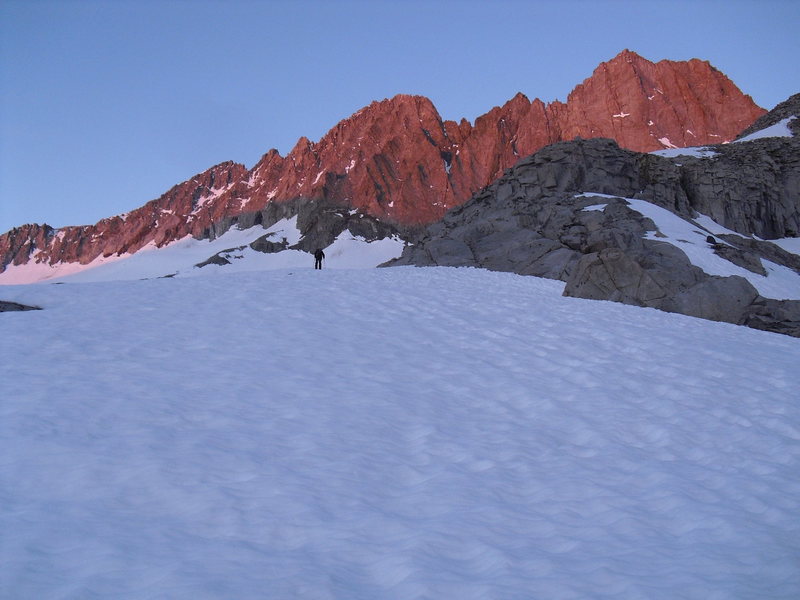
<box><xmin>1</xmin><ymin>0</ymin><xmax>798</xmax><ymax>233</ymax></box>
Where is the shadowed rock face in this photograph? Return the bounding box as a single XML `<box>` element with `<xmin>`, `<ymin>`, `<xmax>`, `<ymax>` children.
<box><xmin>0</xmin><ymin>301</ymin><xmax>41</xmax><ymax>312</ymax></box>
<box><xmin>679</xmin><ymin>139</ymin><xmax>800</xmax><ymax>239</ymax></box>
<box><xmin>2</xmin><ymin>51</ymin><xmax>764</xmax><ymax>275</ymax></box>
<box><xmin>388</xmin><ymin>124</ymin><xmax>800</xmax><ymax>336</ymax></box>
<box><xmin>191</xmin><ymin>196</ymin><xmax>403</xmax><ymax>269</ymax></box>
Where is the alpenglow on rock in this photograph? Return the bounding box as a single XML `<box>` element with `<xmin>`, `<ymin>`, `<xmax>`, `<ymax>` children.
<box><xmin>1</xmin><ymin>51</ymin><xmax>764</xmax><ymax>276</ymax></box>
<box><xmin>388</xmin><ymin>99</ymin><xmax>800</xmax><ymax>336</ymax></box>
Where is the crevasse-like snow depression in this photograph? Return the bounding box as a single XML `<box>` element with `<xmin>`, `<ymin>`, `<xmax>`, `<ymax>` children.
<box><xmin>2</xmin><ymin>266</ymin><xmax>799</xmax><ymax>598</ymax></box>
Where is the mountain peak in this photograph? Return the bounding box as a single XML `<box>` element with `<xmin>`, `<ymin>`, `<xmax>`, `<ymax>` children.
<box><xmin>609</xmin><ymin>48</ymin><xmax>646</xmax><ymax>63</ymax></box>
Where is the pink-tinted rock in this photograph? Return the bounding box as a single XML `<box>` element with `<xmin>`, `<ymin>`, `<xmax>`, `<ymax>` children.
<box><xmin>1</xmin><ymin>51</ymin><xmax>765</xmax><ymax>273</ymax></box>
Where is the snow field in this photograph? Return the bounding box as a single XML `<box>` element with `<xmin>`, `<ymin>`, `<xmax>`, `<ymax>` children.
<box><xmin>2</xmin><ymin>267</ymin><xmax>799</xmax><ymax>599</ymax></box>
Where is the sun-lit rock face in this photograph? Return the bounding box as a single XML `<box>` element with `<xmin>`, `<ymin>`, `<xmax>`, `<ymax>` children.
<box><xmin>1</xmin><ymin>50</ymin><xmax>765</xmax><ymax>273</ymax></box>
<box><xmin>548</xmin><ymin>49</ymin><xmax>765</xmax><ymax>151</ymax></box>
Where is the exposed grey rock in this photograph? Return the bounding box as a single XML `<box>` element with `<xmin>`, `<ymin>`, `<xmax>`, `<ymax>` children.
<box><xmin>418</xmin><ymin>237</ymin><xmax>475</xmax><ymax>267</ymax></box>
<box><xmin>740</xmin><ymin>297</ymin><xmax>800</xmax><ymax>337</ymax></box>
<box><xmin>388</xmin><ymin>126</ymin><xmax>800</xmax><ymax>336</ymax></box>
<box><xmin>200</xmin><ymin>199</ymin><xmax>298</xmax><ymax>241</ymax></box>
<box><xmin>0</xmin><ymin>300</ymin><xmax>41</xmax><ymax>312</ymax></box>
<box><xmin>195</xmin><ymin>249</ymin><xmax>236</xmax><ymax>268</ymax></box>
<box><xmin>564</xmin><ymin>247</ymin><xmax>671</xmax><ymax>305</ymax></box>
<box><xmin>712</xmin><ymin>243</ymin><xmax>767</xmax><ymax>276</ymax></box>
<box><xmin>249</xmin><ymin>234</ymin><xmax>289</xmax><ymax>254</ymax></box>
<box><xmin>561</xmin><ymin>238</ymin><xmax>758</xmax><ymax>326</ymax></box>
<box><xmin>196</xmin><ymin>196</ymin><xmax>403</xmax><ymax>267</ymax></box>
<box><xmin>717</xmin><ymin>234</ymin><xmax>800</xmax><ymax>275</ymax></box>
<box><xmin>664</xmin><ymin>276</ymin><xmax>760</xmax><ymax>324</ymax></box>
<box><xmin>679</xmin><ymin>137</ymin><xmax>800</xmax><ymax>239</ymax></box>
<box><xmin>288</xmin><ymin>200</ymin><xmax>403</xmax><ymax>252</ymax></box>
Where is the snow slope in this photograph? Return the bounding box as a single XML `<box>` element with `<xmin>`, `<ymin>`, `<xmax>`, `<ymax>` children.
<box><xmin>2</xmin><ymin>267</ymin><xmax>799</xmax><ymax>599</ymax></box>
<box><xmin>650</xmin><ymin>116</ymin><xmax>796</xmax><ymax>158</ymax></box>
<box><xmin>0</xmin><ymin>217</ymin><xmax>406</xmax><ymax>284</ymax></box>
<box><xmin>650</xmin><ymin>146</ymin><xmax>718</xmax><ymax>159</ymax></box>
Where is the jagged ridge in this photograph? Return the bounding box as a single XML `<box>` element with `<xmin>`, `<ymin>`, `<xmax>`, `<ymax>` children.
<box><xmin>1</xmin><ymin>50</ymin><xmax>765</xmax><ymax>273</ymax></box>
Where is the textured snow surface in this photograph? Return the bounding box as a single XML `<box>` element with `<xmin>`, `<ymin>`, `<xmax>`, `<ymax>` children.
<box><xmin>774</xmin><ymin>236</ymin><xmax>800</xmax><ymax>256</ymax></box>
<box><xmin>2</xmin><ymin>267</ymin><xmax>799</xmax><ymax>599</ymax></box>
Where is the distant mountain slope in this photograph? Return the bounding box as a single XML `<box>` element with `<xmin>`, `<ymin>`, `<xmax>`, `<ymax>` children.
<box><xmin>0</xmin><ymin>207</ymin><xmax>405</xmax><ymax>284</ymax></box>
<box><xmin>1</xmin><ymin>51</ymin><xmax>764</xmax><ymax>276</ymax></box>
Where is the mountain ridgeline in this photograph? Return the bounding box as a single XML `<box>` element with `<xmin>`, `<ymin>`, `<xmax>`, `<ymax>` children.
<box><xmin>1</xmin><ymin>50</ymin><xmax>765</xmax><ymax>272</ymax></box>
<box><xmin>3</xmin><ymin>53</ymin><xmax>798</xmax><ymax>337</ymax></box>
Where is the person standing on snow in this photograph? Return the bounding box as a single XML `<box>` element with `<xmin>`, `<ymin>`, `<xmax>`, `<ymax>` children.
<box><xmin>314</xmin><ymin>248</ymin><xmax>325</xmax><ymax>270</ymax></box>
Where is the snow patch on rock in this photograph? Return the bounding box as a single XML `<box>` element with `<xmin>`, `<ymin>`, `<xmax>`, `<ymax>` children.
<box><xmin>736</xmin><ymin>117</ymin><xmax>796</xmax><ymax>143</ymax></box>
<box><xmin>577</xmin><ymin>193</ymin><xmax>800</xmax><ymax>300</ymax></box>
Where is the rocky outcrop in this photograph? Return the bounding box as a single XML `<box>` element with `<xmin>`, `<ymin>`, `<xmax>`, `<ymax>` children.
<box><xmin>740</xmin><ymin>297</ymin><xmax>800</xmax><ymax>337</ymax></box>
<box><xmin>0</xmin><ymin>300</ymin><xmax>41</xmax><ymax>312</ymax></box>
<box><xmin>563</xmin><ymin>245</ymin><xmax>761</xmax><ymax>324</ymax></box>
<box><xmin>389</xmin><ymin>122</ymin><xmax>800</xmax><ymax>335</ymax></box>
<box><xmin>1</xmin><ymin>51</ymin><xmax>765</xmax><ymax>277</ymax></box>
<box><xmin>193</xmin><ymin>196</ymin><xmax>401</xmax><ymax>269</ymax></box>
<box><xmin>679</xmin><ymin>139</ymin><xmax>800</xmax><ymax>239</ymax></box>
<box><xmin>738</xmin><ymin>93</ymin><xmax>800</xmax><ymax>138</ymax></box>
